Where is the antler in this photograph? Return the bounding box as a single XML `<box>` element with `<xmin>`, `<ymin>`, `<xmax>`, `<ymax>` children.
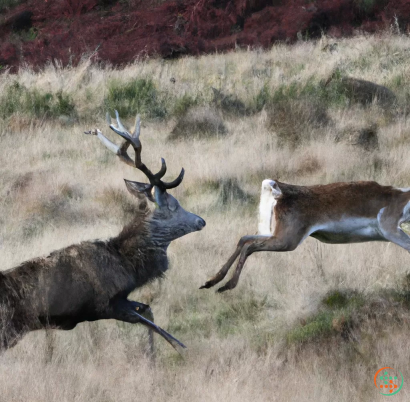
<box><xmin>85</xmin><ymin>111</ymin><xmax>184</xmax><ymax>191</ymax></box>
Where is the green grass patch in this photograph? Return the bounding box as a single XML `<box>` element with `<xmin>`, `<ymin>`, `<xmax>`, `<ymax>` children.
<box><xmin>167</xmin><ymin>293</ymin><xmax>267</xmax><ymax>339</ymax></box>
<box><xmin>353</xmin><ymin>0</ymin><xmax>387</xmax><ymax>14</ymax></box>
<box><xmin>215</xmin><ymin>295</ymin><xmax>267</xmax><ymax>336</ymax></box>
<box><xmin>0</xmin><ymin>0</ymin><xmax>23</xmax><ymax>12</ymax></box>
<box><xmin>19</xmin><ymin>27</ymin><xmax>37</xmax><ymax>42</ymax></box>
<box><xmin>254</xmin><ymin>74</ymin><xmax>349</xmax><ymax>113</ymax></box>
<box><xmin>172</xmin><ymin>94</ymin><xmax>199</xmax><ymax>117</ymax></box>
<box><xmin>104</xmin><ymin>78</ymin><xmax>166</xmax><ymax>119</ymax></box>
<box><xmin>287</xmin><ymin>290</ymin><xmax>365</xmax><ymax>345</ymax></box>
<box><xmin>0</xmin><ymin>82</ymin><xmax>76</xmax><ymax>119</ymax></box>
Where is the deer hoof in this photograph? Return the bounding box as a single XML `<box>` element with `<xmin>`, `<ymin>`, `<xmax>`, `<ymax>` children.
<box><xmin>199</xmin><ymin>281</ymin><xmax>214</xmax><ymax>289</ymax></box>
<box><xmin>216</xmin><ymin>284</ymin><xmax>230</xmax><ymax>293</ymax></box>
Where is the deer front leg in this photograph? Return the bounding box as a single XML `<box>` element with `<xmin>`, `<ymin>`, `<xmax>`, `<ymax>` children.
<box><xmin>217</xmin><ymin>233</ymin><xmax>303</xmax><ymax>293</ymax></box>
<box><xmin>110</xmin><ymin>299</ymin><xmax>186</xmax><ymax>354</ymax></box>
<box><xmin>200</xmin><ymin>235</ymin><xmax>271</xmax><ymax>289</ymax></box>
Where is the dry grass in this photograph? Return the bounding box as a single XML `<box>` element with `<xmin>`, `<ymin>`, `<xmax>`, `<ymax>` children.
<box><xmin>169</xmin><ymin>106</ymin><xmax>227</xmax><ymax>140</ymax></box>
<box><xmin>1</xmin><ymin>33</ymin><xmax>410</xmax><ymax>401</ymax></box>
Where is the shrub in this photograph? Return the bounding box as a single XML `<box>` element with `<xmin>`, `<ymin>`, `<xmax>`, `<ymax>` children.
<box><xmin>211</xmin><ymin>87</ymin><xmax>248</xmax><ymax>117</ymax></box>
<box><xmin>0</xmin><ymin>0</ymin><xmax>23</xmax><ymax>12</ymax></box>
<box><xmin>169</xmin><ymin>106</ymin><xmax>227</xmax><ymax>140</ymax></box>
<box><xmin>24</xmin><ymin>89</ymin><xmax>54</xmax><ymax>117</ymax></box>
<box><xmin>254</xmin><ymin>83</ymin><xmax>271</xmax><ymax>111</ymax></box>
<box><xmin>353</xmin><ymin>0</ymin><xmax>388</xmax><ymax>14</ymax></box>
<box><xmin>24</xmin><ymin>89</ymin><xmax>76</xmax><ymax>118</ymax></box>
<box><xmin>266</xmin><ymin>98</ymin><xmax>331</xmax><ymax>148</ymax></box>
<box><xmin>335</xmin><ymin>123</ymin><xmax>379</xmax><ymax>152</ymax></box>
<box><xmin>203</xmin><ymin>178</ymin><xmax>255</xmax><ymax>207</ymax></box>
<box><xmin>0</xmin><ymin>81</ymin><xmax>24</xmax><ymax>118</ymax></box>
<box><xmin>0</xmin><ymin>82</ymin><xmax>76</xmax><ymax>119</ymax></box>
<box><xmin>172</xmin><ymin>94</ymin><xmax>198</xmax><ymax>117</ymax></box>
<box><xmin>325</xmin><ymin>72</ymin><xmax>397</xmax><ymax>108</ymax></box>
<box><xmin>104</xmin><ymin>78</ymin><xmax>166</xmax><ymax>119</ymax></box>
<box><xmin>287</xmin><ymin>290</ymin><xmax>365</xmax><ymax>345</ymax></box>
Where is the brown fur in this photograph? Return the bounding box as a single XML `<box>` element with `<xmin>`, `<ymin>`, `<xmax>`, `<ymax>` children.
<box><xmin>201</xmin><ymin>180</ymin><xmax>410</xmax><ymax>293</ymax></box>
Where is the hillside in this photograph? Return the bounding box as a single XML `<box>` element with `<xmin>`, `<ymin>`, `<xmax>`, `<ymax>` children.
<box><xmin>1</xmin><ymin>33</ymin><xmax>410</xmax><ymax>400</ymax></box>
<box><xmin>0</xmin><ymin>0</ymin><xmax>410</xmax><ymax>71</ymax></box>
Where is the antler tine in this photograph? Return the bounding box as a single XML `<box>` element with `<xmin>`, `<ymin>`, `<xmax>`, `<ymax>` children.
<box><xmin>84</xmin><ymin>128</ymin><xmax>135</xmax><ymax>167</ymax></box>
<box><xmin>154</xmin><ymin>157</ymin><xmax>167</xmax><ymax>179</ymax></box>
<box><xmin>109</xmin><ymin>110</ymin><xmax>141</xmax><ymax>151</ymax></box>
<box><xmin>103</xmin><ymin>111</ymin><xmax>184</xmax><ymax>191</ymax></box>
<box><xmin>115</xmin><ymin>110</ymin><xmax>129</xmax><ymax>136</ymax></box>
<box><xmin>162</xmin><ymin>168</ymin><xmax>185</xmax><ymax>190</ymax></box>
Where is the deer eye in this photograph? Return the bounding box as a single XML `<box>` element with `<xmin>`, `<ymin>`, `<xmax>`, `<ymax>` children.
<box><xmin>168</xmin><ymin>202</ymin><xmax>177</xmax><ymax>212</ymax></box>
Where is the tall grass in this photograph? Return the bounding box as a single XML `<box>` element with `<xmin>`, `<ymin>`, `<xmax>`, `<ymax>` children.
<box><xmin>1</xmin><ymin>33</ymin><xmax>410</xmax><ymax>401</ymax></box>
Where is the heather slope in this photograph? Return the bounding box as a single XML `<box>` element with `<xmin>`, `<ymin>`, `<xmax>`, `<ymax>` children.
<box><xmin>0</xmin><ymin>0</ymin><xmax>410</xmax><ymax>71</ymax></box>
<box><xmin>1</xmin><ymin>33</ymin><xmax>410</xmax><ymax>400</ymax></box>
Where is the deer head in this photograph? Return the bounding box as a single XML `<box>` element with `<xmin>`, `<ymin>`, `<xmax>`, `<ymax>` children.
<box><xmin>85</xmin><ymin>111</ymin><xmax>205</xmax><ymax>244</ymax></box>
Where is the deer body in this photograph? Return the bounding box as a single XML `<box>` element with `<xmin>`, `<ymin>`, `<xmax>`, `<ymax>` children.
<box><xmin>1</xmin><ymin>112</ymin><xmax>205</xmax><ymax>353</ymax></box>
<box><xmin>0</xmin><ymin>210</ymin><xmax>172</xmax><ymax>347</ymax></box>
<box><xmin>202</xmin><ymin>179</ymin><xmax>410</xmax><ymax>292</ymax></box>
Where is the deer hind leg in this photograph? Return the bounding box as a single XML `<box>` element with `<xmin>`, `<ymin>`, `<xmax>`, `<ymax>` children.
<box><xmin>216</xmin><ymin>234</ymin><xmax>302</xmax><ymax>293</ymax></box>
<box><xmin>378</xmin><ymin>201</ymin><xmax>410</xmax><ymax>251</ymax></box>
<box><xmin>200</xmin><ymin>235</ymin><xmax>271</xmax><ymax>289</ymax></box>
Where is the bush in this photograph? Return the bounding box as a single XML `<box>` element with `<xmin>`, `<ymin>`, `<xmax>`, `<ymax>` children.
<box><xmin>325</xmin><ymin>72</ymin><xmax>397</xmax><ymax>108</ymax></box>
<box><xmin>104</xmin><ymin>78</ymin><xmax>166</xmax><ymax>119</ymax></box>
<box><xmin>0</xmin><ymin>0</ymin><xmax>23</xmax><ymax>12</ymax></box>
<box><xmin>266</xmin><ymin>98</ymin><xmax>331</xmax><ymax>148</ymax></box>
<box><xmin>287</xmin><ymin>290</ymin><xmax>365</xmax><ymax>345</ymax></box>
<box><xmin>353</xmin><ymin>0</ymin><xmax>388</xmax><ymax>14</ymax></box>
<box><xmin>203</xmin><ymin>178</ymin><xmax>255</xmax><ymax>207</ymax></box>
<box><xmin>169</xmin><ymin>106</ymin><xmax>227</xmax><ymax>140</ymax></box>
<box><xmin>254</xmin><ymin>83</ymin><xmax>271</xmax><ymax>111</ymax></box>
<box><xmin>0</xmin><ymin>81</ymin><xmax>23</xmax><ymax>118</ymax></box>
<box><xmin>0</xmin><ymin>82</ymin><xmax>76</xmax><ymax>119</ymax></box>
<box><xmin>335</xmin><ymin>123</ymin><xmax>379</xmax><ymax>152</ymax></box>
<box><xmin>254</xmin><ymin>76</ymin><xmax>349</xmax><ymax>114</ymax></box>
<box><xmin>211</xmin><ymin>87</ymin><xmax>248</xmax><ymax>117</ymax></box>
<box><xmin>172</xmin><ymin>94</ymin><xmax>198</xmax><ymax>117</ymax></box>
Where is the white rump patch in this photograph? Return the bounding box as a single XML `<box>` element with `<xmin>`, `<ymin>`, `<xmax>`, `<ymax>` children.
<box><xmin>258</xmin><ymin>179</ymin><xmax>281</xmax><ymax>235</ymax></box>
<box><xmin>399</xmin><ymin>201</ymin><xmax>410</xmax><ymax>236</ymax></box>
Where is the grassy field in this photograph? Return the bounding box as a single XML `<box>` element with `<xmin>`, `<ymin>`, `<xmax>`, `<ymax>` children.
<box><xmin>1</xmin><ymin>32</ymin><xmax>410</xmax><ymax>401</ymax></box>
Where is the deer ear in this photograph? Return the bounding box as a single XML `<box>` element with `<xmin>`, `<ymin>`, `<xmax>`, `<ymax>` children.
<box><xmin>124</xmin><ymin>179</ymin><xmax>155</xmax><ymax>202</ymax></box>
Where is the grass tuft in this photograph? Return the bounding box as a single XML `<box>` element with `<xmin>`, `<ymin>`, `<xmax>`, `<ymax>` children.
<box><xmin>0</xmin><ymin>82</ymin><xmax>76</xmax><ymax>119</ymax></box>
<box><xmin>168</xmin><ymin>106</ymin><xmax>227</xmax><ymax>140</ymax></box>
<box><xmin>266</xmin><ymin>98</ymin><xmax>331</xmax><ymax>147</ymax></box>
<box><xmin>104</xmin><ymin>78</ymin><xmax>166</xmax><ymax>119</ymax></box>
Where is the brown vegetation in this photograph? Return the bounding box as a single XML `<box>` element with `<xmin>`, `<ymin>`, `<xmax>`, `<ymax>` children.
<box><xmin>1</xmin><ymin>34</ymin><xmax>410</xmax><ymax>401</ymax></box>
<box><xmin>1</xmin><ymin>0</ymin><xmax>410</xmax><ymax>71</ymax></box>
<box><xmin>169</xmin><ymin>106</ymin><xmax>227</xmax><ymax>140</ymax></box>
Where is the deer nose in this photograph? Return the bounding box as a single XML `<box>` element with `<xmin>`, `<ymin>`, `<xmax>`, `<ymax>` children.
<box><xmin>196</xmin><ymin>218</ymin><xmax>206</xmax><ymax>230</ymax></box>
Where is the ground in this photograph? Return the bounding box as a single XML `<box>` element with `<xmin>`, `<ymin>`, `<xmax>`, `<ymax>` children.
<box><xmin>1</xmin><ymin>33</ymin><xmax>410</xmax><ymax>401</ymax></box>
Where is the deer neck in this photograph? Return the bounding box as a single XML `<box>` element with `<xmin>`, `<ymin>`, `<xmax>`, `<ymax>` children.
<box><xmin>111</xmin><ymin>216</ymin><xmax>169</xmax><ymax>283</ymax></box>
<box><xmin>146</xmin><ymin>211</ymin><xmax>175</xmax><ymax>248</ymax></box>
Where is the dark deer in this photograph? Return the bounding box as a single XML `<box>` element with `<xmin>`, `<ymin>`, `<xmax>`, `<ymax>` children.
<box><xmin>0</xmin><ymin>112</ymin><xmax>205</xmax><ymax>354</ymax></box>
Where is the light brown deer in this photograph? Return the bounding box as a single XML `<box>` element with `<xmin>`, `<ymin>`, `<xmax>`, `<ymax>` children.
<box><xmin>0</xmin><ymin>112</ymin><xmax>205</xmax><ymax>354</ymax></box>
<box><xmin>201</xmin><ymin>179</ymin><xmax>410</xmax><ymax>292</ymax></box>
